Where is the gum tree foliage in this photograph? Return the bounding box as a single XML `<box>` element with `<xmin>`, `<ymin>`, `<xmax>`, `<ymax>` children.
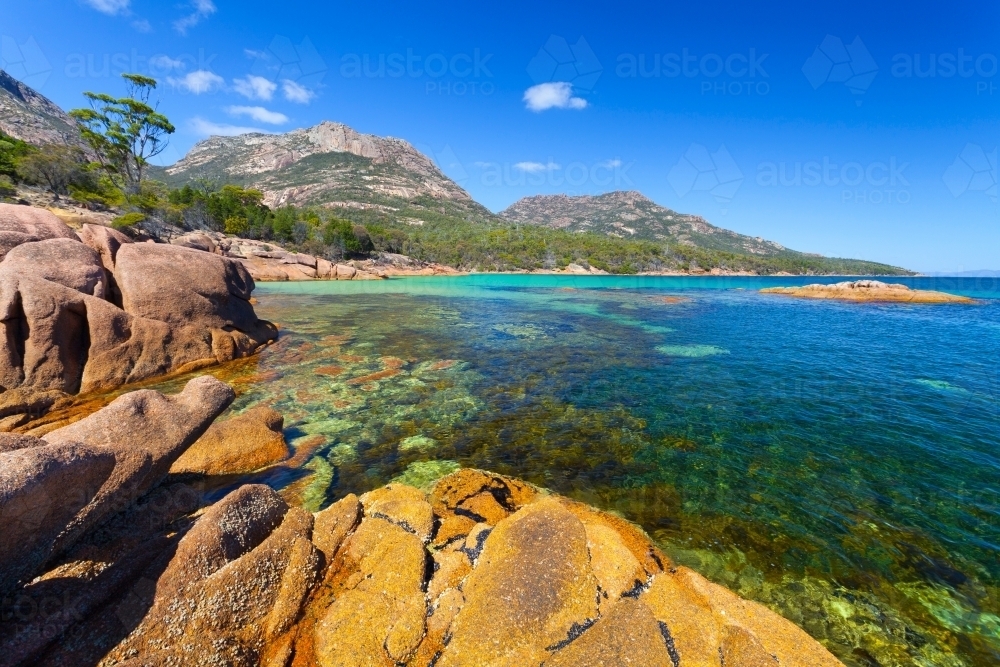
<box><xmin>16</xmin><ymin>145</ymin><xmax>90</xmax><ymax>200</ymax></box>
<box><xmin>70</xmin><ymin>73</ymin><xmax>175</xmax><ymax>195</ymax></box>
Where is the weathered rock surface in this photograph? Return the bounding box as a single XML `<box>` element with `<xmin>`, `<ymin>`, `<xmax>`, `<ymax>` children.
<box><xmin>170</xmin><ymin>405</ymin><xmax>290</xmax><ymax>475</ymax></box>
<box><xmin>0</xmin><ymin>440</ymin><xmax>116</xmax><ymax>597</ymax></box>
<box><xmin>0</xmin><ymin>204</ymin><xmax>78</xmax><ymax>261</ymax></box>
<box><xmin>762</xmin><ymin>280</ymin><xmax>974</xmax><ymax>304</ymax></box>
<box><xmin>2</xmin><ymin>238</ymin><xmax>107</xmax><ymax>297</ymax></box>
<box><xmin>0</xmin><ymin>377</ymin><xmax>231</xmax><ymax>604</ymax></box>
<box><xmin>170</xmin><ymin>231</ymin><xmax>218</xmax><ymax>254</ymax></box>
<box><xmin>100</xmin><ymin>484</ymin><xmax>320</xmax><ymax>667</ymax></box>
<box><xmin>0</xmin><ymin>206</ymin><xmax>277</xmax><ymax>421</ymax></box>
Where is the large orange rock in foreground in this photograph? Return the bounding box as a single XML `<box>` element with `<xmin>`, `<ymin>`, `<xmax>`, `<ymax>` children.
<box><xmin>286</xmin><ymin>469</ymin><xmax>845</xmax><ymax>667</ymax></box>
<box><xmin>4</xmin><ymin>453</ymin><xmax>845</xmax><ymax>666</ymax></box>
<box><xmin>761</xmin><ymin>280</ymin><xmax>974</xmax><ymax>303</ymax></box>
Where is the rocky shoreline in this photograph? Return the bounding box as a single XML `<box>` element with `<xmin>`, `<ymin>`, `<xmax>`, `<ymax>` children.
<box><xmin>0</xmin><ymin>377</ymin><xmax>844</xmax><ymax>666</ymax></box>
<box><xmin>0</xmin><ymin>204</ymin><xmax>278</xmax><ymax>427</ymax></box>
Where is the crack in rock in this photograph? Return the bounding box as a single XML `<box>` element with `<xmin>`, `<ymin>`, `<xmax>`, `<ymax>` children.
<box><xmin>659</xmin><ymin>621</ymin><xmax>681</xmax><ymax>667</ymax></box>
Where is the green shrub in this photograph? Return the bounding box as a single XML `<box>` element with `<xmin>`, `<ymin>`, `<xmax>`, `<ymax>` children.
<box><xmin>111</xmin><ymin>212</ymin><xmax>146</xmax><ymax>230</ymax></box>
<box><xmin>0</xmin><ymin>175</ymin><xmax>16</xmax><ymax>198</ymax></box>
<box><xmin>224</xmin><ymin>216</ymin><xmax>249</xmax><ymax>235</ymax></box>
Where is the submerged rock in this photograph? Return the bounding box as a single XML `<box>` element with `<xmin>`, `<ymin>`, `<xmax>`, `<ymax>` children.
<box><xmin>761</xmin><ymin>280</ymin><xmax>974</xmax><ymax>304</ymax></box>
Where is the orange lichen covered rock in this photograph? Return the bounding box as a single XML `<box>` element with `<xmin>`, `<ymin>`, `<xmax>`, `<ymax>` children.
<box><xmin>314</xmin><ymin>517</ymin><xmax>428</xmax><ymax>666</ymax></box>
<box><xmin>170</xmin><ymin>405</ymin><xmax>290</xmax><ymax>475</ymax></box>
<box><xmin>3</xmin><ymin>429</ymin><xmax>845</xmax><ymax>667</ymax></box>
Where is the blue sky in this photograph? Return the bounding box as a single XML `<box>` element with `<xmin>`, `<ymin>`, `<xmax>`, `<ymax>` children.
<box><xmin>2</xmin><ymin>0</ymin><xmax>998</xmax><ymax>271</ymax></box>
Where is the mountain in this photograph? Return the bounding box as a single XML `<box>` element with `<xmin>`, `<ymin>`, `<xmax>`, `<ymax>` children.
<box><xmin>158</xmin><ymin>121</ymin><xmax>494</xmax><ymax>224</ymax></box>
<box><xmin>160</xmin><ymin>124</ymin><xmax>908</xmax><ymax>273</ymax></box>
<box><xmin>0</xmin><ymin>69</ymin><xmax>86</xmax><ymax>149</ymax></box>
<box><xmin>499</xmin><ymin>191</ymin><xmax>790</xmax><ymax>256</ymax></box>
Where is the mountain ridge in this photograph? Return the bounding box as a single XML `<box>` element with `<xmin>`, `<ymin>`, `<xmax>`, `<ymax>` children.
<box><xmin>0</xmin><ymin>71</ymin><xmax>908</xmax><ymax>274</ymax></box>
<box><xmin>499</xmin><ymin>190</ymin><xmax>793</xmax><ymax>256</ymax></box>
<box><xmin>0</xmin><ymin>69</ymin><xmax>88</xmax><ymax>149</ymax></box>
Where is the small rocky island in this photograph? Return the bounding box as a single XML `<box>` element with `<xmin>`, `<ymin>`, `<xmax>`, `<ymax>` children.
<box><xmin>761</xmin><ymin>279</ymin><xmax>974</xmax><ymax>304</ymax></box>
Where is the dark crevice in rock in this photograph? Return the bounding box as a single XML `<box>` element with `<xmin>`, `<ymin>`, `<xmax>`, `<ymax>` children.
<box><xmin>56</xmin><ymin>304</ymin><xmax>88</xmax><ymax>395</ymax></box>
<box><xmin>485</xmin><ymin>475</ymin><xmax>521</xmax><ymax>511</ymax></box>
<box><xmin>369</xmin><ymin>510</ymin><xmax>418</xmax><ymax>537</ymax></box>
<box><xmin>650</xmin><ymin>550</ymin><xmax>664</xmax><ymax>571</ymax></box>
<box><xmin>437</xmin><ymin>533</ymin><xmax>467</xmax><ymax>550</ymax></box>
<box><xmin>621</xmin><ymin>577</ymin><xmax>649</xmax><ymax>599</ymax></box>
<box><xmin>545</xmin><ymin>617</ymin><xmax>597</xmax><ymax>651</ymax></box>
<box><xmin>1</xmin><ymin>290</ymin><xmax>28</xmax><ymax>387</ymax></box>
<box><xmin>452</xmin><ymin>506</ymin><xmax>487</xmax><ymax>523</ymax></box>
<box><xmin>427</xmin><ymin>650</ymin><xmax>443</xmax><ymax>666</ymax></box>
<box><xmin>658</xmin><ymin>621</ymin><xmax>681</xmax><ymax>667</ymax></box>
<box><xmin>459</xmin><ymin>527</ymin><xmax>491</xmax><ymax>564</ymax></box>
<box><xmin>421</xmin><ymin>549</ymin><xmax>435</xmax><ymax>593</ymax></box>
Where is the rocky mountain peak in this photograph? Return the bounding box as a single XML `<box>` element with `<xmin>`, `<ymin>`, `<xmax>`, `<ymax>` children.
<box><xmin>0</xmin><ymin>69</ymin><xmax>87</xmax><ymax>149</ymax></box>
<box><xmin>163</xmin><ymin>120</ymin><xmax>479</xmax><ymax>210</ymax></box>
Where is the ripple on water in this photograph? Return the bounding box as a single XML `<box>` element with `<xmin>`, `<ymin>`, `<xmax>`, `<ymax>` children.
<box><xmin>656</xmin><ymin>344</ymin><xmax>730</xmax><ymax>357</ymax></box>
<box><xmin>914</xmin><ymin>378</ymin><xmax>970</xmax><ymax>393</ymax></box>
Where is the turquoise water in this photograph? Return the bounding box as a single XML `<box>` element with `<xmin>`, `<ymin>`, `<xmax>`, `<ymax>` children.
<box><xmin>174</xmin><ymin>275</ymin><xmax>1000</xmax><ymax>666</ymax></box>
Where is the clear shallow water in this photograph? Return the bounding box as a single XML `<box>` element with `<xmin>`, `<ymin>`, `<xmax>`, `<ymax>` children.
<box><xmin>144</xmin><ymin>276</ymin><xmax>1000</xmax><ymax>666</ymax></box>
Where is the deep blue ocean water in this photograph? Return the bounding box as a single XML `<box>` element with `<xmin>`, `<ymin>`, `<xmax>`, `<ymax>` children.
<box><xmin>217</xmin><ymin>275</ymin><xmax>1000</xmax><ymax>666</ymax></box>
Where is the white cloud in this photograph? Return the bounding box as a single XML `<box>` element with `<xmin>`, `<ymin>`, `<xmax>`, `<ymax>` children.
<box><xmin>523</xmin><ymin>82</ymin><xmax>587</xmax><ymax>112</ymax></box>
<box><xmin>168</xmin><ymin>69</ymin><xmax>224</xmax><ymax>94</ymax></box>
<box><xmin>174</xmin><ymin>0</ymin><xmax>216</xmax><ymax>34</ymax></box>
<box><xmin>602</xmin><ymin>159</ymin><xmax>622</xmax><ymax>168</ymax></box>
<box><xmin>150</xmin><ymin>55</ymin><xmax>184</xmax><ymax>71</ymax></box>
<box><xmin>244</xmin><ymin>49</ymin><xmax>268</xmax><ymax>60</ymax></box>
<box><xmin>131</xmin><ymin>19</ymin><xmax>152</xmax><ymax>32</ymax></box>
<box><xmin>191</xmin><ymin>117</ymin><xmax>270</xmax><ymax>138</ymax></box>
<box><xmin>233</xmin><ymin>75</ymin><xmax>276</xmax><ymax>101</ymax></box>
<box><xmin>514</xmin><ymin>161</ymin><xmax>561</xmax><ymax>173</ymax></box>
<box><xmin>282</xmin><ymin>79</ymin><xmax>315</xmax><ymax>104</ymax></box>
<box><xmin>83</xmin><ymin>0</ymin><xmax>130</xmax><ymax>15</ymax></box>
<box><xmin>225</xmin><ymin>105</ymin><xmax>288</xmax><ymax>125</ymax></box>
